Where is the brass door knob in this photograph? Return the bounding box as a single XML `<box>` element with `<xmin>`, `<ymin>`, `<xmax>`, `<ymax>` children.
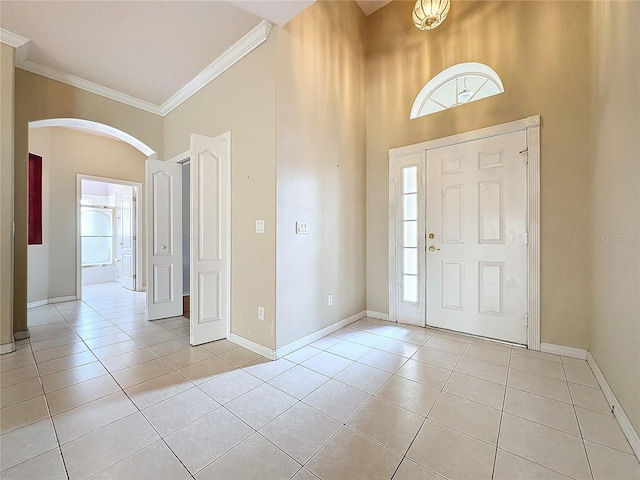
<box><xmin>428</xmin><ymin>245</ymin><xmax>440</xmax><ymax>252</ymax></box>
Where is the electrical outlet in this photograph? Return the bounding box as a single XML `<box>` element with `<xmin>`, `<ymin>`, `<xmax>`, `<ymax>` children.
<box><xmin>328</xmin><ymin>294</ymin><xmax>333</xmax><ymax>306</ymax></box>
<box><xmin>296</xmin><ymin>221</ymin><xmax>309</xmax><ymax>235</ymax></box>
<box><xmin>258</xmin><ymin>306</ymin><xmax>265</xmax><ymax>321</ymax></box>
<box><xmin>256</xmin><ymin>220</ymin><xmax>265</xmax><ymax>234</ymax></box>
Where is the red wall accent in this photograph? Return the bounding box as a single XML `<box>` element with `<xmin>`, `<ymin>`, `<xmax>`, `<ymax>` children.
<box><xmin>28</xmin><ymin>153</ymin><xmax>43</xmax><ymax>245</ymax></box>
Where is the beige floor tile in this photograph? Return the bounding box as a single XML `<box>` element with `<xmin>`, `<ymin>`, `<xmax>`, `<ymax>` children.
<box><xmin>261</xmin><ymin>402</ymin><xmax>342</xmax><ymax>463</ymax></box>
<box><xmin>0</xmin><ymin>352</ymin><xmax>35</xmax><ymax>372</ymax></box>
<box><xmin>136</xmin><ymin>330</ymin><xmax>181</xmax><ymax>347</ymax></box>
<box><xmin>225</xmin><ymin>383</ymin><xmax>296</xmax><ymax>429</ymax></box>
<box><xmin>576</xmin><ymin>406</ymin><xmax>633</xmax><ymax>453</ymax></box>
<box><xmin>504</xmin><ymin>387</ymin><xmax>580</xmax><ymax>436</ymax></box>
<box><xmin>302</xmin><ymin>351</ymin><xmax>354</xmax><ymax>377</ymax></box>
<box><xmin>84</xmin><ymin>332</ymin><xmax>132</xmax><ymax>350</ymax></box>
<box><xmin>147</xmin><ymin>338</ymin><xmax>192</xmax><ymax>356</ymax></box>
<box><xmin>396</xmin><ymin>359</ymin><xmax>451</xmax><ymax>390</ymax></box>
<box><xmin>0</xmin><ymin>419</ymin><xmax>59</xmax><ymax>472</ymax></box>
<box><xmin>46</xmin><ymin>374</ymin><xmax>121</xmax><ymax>415</ymax></box>
<box><xmin>199</xmin><ymin>368</ymin><xmax>263</xmax><ymax>404</ymax></box>
<box><xmin>142</xmin><ymin>387</ymin><xmax>219</xmax><ymax>436</ymax></box>
<box><xmin>326</xmin><ymin>340</ymin><xmax>373</xmax><ymax>361</ymax></box>
<box><xmin>195</xmin><ymin>433</ymin><xmax>301</xmax><ymax>480</ymax></box>
<box><xmin>425</xmin><ymin>336</ymin><xmax>468</xmax><ymax>355</ymax></box>
<box><xmin>412</xmin><ymin>346</ymin><xmax>460</xmax><ymax>370</ymax></box>
<box><xmin>200</xmin><ymin>338</ymin><xmax>239</xmax><ymax>355</ymax></box>
<box><xmin>561</xmin><ymin>356</ymin><xmax>589</xmax><ymax>369</ymax></box>
<box><xmin>507</xmin><ymin>368</ymin><xmax>572</xmax><ymax>403</ymax></box>
<box><xmin>0</xmin><ymin>448</ymin><xmax>67</xmax><ymax>480</ymax></box>
<box><xmin>29</xmin><ymin>324</ymin><xmax>75</xmax><ymax>342</ymax></box>
<box><xmin>498</xmin><ymin>413</ymin><xmax>591</xmax><ymax>479</ymax></box>
<box><xmin>463</xmin><ymin>344</ymin><xmax>511</xmax><ymax>366</ymax></box>
<box><xmin>358</xmin><ymin>349</ymin><xmax>408</xmax><ymax>373</ymax></box>
<box><xmin>0</xmin><ymin>395</ymin><xmax>49</xmax><ymax>435</ymax></box>
<box><xmin>350</xmin><ymin>318</ymin><xmax>380</xmax><ymax>330</ymax></box>
<box><xmin>470</xmin><ymin>337</ymin><xmax>512</xmax><ymax>353</ymax></box>
<box><xmin>407</xmin><ymin>420</ymin><xmax>496</xmax><ymax>480</ymax></box>
<box><xmin>112</xmin><ymin>358</ymin><xmax>174</xmax><ymax>388</ymax></box>
<box><xmin>568</xmin><ymin>382</ymin><xmax>612</xmax><ymax>415</ymax></box>
<box><xmin>52</xmin><ymin>391</ymin><xmax>138</xmax><ymax>444</ymax></box>
<box><xmin>585</xmin><ymin>440</ymin><xmax>640</xmax><ymax>480</ymax></box>
<box><xmin>510</xmin><ymin>353</ymin><xmax>566</xmax><ymax>380</ymax></box>
<box><xmin>119</xmin><ymin>323</ymin><xmax>166</xmax><ymax>337</ymax></box>
<box><xmin>61</xmin><ymin>412</ymin><xmax>159</xmax><ymax>480</ymax></box>
<box><xmin>126</xmin><ymin>371</ymin><xmax>193</xmax><ymax>410</ymax></box>
<box><xmin>100</xmin><ymin>348</ymin><xmax>158</xmax><ymax>372</ymax></box>
<box><xmin>178</xmin><ymin>357</ymin><xmax>236</xmax><ymax>384</ymax></box>
<box><xmin>161</xmin><ymin>346</ymin><xmax>215</xmax><ymax>369</ymax></box>
<box><xmin>347</xmin><ymin>330</ymin><xmax>387</xmax><ymax>348</ymax></box>
<box><xmin>0</xmin><ymin>378</ymin><xmax>44</xmax><ymax>408</ymax></box>
<box><xmin>158</xmin><ymin>317</ymin><xmax>189</xmax><ymax>329</ymax></box>
<box><xmin>304</xmin><ymin>379</ymin><xmax>371</xmax><ymax>423</ymax></box>
<box><xmin>429</xmin><ymin>392</ymin><xmax>501</xmax><ymax>445</ymax></box>
<box><xmin>431</xmin><ymin>331</ymin><xmax>471</xmax><ymax>344</ymax></box>
<box><xmin>348</xmin><ymin>397</ymin><xmax>424</xmax><ymax>454</ymax></box>
<box><xmin>30</xmin><ymin>333</ymin><xmax>82</xmax><ymax>352</ymax></box>
<box><xmin>242</xmin><ymin>358</ymin><xmax>295</xmax><ymax>381</ymax></box>
<box><xmin>291</xmin><ymin>468</ymin><xmax>320</xmax><ymax>480</ymax></box>
<box><xmin>92</xmin><ymin>339</ymin><xmax>143</xmax><ymax>360</ymax></box>
<box><xmin>331</xmin><ymin>327</ymin><xmax>360</xmax><ymax>340</ymax></box>
<box><xmin>307</xmin><ymin>427</ymin><xmax>402</xmax><ymax>480</ymax></box>
<box><xmin>76</xmin><ymin>325</ymin><xmax>121</xmax><ymax>340</ymax></box>
<box><xmin>283</xmin><ymin>346</ymin><xmax>322</xmax><ymax>364</ymax></box>
<box><xmin>393</xmin><ymin>458</ymin><xmax>444</xmax><ymax>479</ymax></box>
<box><xmin>564</xmin><ymin>364</ymin><xmax>600</xmax><ymax>388</ymax></box>
<box><xmin>36</xmin><ymin>350</ymin><xmax>97</xmax><ymax>376</ymax></box>
<box><xmin>91</xmin><ymin>440</ymin><xmax>191</xmax><ymax>479</ymax></box>
<box><xmin>364</xmin><ymin>322</ymin><xmax>404</xmax><ymax>338</ymax></box>
<box><xmin>268</xmin><ymin>365</ymin><xmax>329</xmax><ymax>400</ymax></box>
<box><xmin>0</xmin><ymin>364</ymin><xmax>39</xmax><ymax>388</ymax></box>
<box><xmin>375</xmin><ymin>338</ymin><xmax>421</xmax><ymax>358</ymax></box>
<box><xmin>164</xmin><ymin>407</ymin><xmax>253</xmax><ymax>474</ymax></box>
<box><xmin>375</xmin><ymin>375</ymin><xmax>439</xmax><ymax>416</ymax></box>
<box><xmin>391</xmin><ymin>328</ymin><xmax>433</xmax><ymax>346</ymax></box>
<box><xmin>41</xmin><ymin>361</ymin><xmax>107</xmax><ymax>393</ymax></box>
<box><xmin>33</xmin><ymin>342</ymin><xmax>89</xmax><ymax>363</ymax></box>
<box><xmin>493</xmin><ymin>449</ymin><xmax>572</xmax><ymax>479</ymax></box>
<box><xmin>515</xmin><ymin>349</ymin><xmax>561</xmax><ymax>363</ymax></box>
<box><xmin>310</xmin><ymin>335</ymin><xmax>342</xmax><ymax>350</ymax></box>
<box><xmin>335</xmin><ymin>362</ymin><xmax>392</xmax><ymax>394</ymax></box>
<box><xmin>455</xmin><ymin>356</ymin><xmax>508</xmax><ymax>384</ymax></box>
<box><xmin>218</xmin><ymin>346</ymin><xmax>264</xmax><ymax>367</ymax></box>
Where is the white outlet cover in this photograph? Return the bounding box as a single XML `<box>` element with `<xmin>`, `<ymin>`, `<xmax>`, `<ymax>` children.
<box><xmin>258</xmin><ymin>306</ymin><xmax>265</xmax><ymax>321</ymax></box>
<box><xmin>256</xmin><ymin>220</ymin><xmax>265</xmax><ymax>234</ymax></box>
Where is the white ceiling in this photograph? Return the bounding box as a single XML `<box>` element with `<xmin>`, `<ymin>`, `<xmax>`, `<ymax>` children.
<box><xmin>1</xmin><ymin>0</ymin><xmax>391</xmax><ymax>114</ymax></box>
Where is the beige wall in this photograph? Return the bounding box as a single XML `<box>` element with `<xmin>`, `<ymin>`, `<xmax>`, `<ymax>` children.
<box><xmin>26</xmin><ymin>128</ymin><xmax>50</xmax><ymax>303</ymax></box>
<box><xmin>26</xmin><ymin>126</ymin><xmax>146</xmax><ymax>302</ymax></box>
<box><xmin>275</xmin><ymin>2</ymin><xmax>366</xmax><ymax>348</ymax></box>
<box><xmin>164</xmin><ymin>36</ymin><xmax>278</xmax><ymax>349</ymax></box>
<box><xmin>0</xmin><ymin>43</ymin><xmax>15</xmax><ymax>347</ymax></box>
<box><xmin>365</xmin><ymin>1</ymin><xmax>591</xmax><ymax>348</ymax></box>
<box><xmin>13</xmin><ymin>70</ymin><xmax>163</xmax><ymax>333</ymax></box>
<box><xmin>588</xmin><ymin>1</ymin><xmax>640</xmax><ymax>434</ymax></box>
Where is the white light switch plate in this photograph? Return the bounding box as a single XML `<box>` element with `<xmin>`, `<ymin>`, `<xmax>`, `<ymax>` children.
<box><xmin>258</xmin><ymin>306</ymin><xmax>264</xmax><ymax>321</ymax></box>
<box><xmin>256</xmin><ymin>220</ymin><xmax>265</xmax><ymax>234</ymax></box>
<box><xmin>296</xmin><ymin>221</ymin><xmax>309</xmax><ymax>235</ymax></box>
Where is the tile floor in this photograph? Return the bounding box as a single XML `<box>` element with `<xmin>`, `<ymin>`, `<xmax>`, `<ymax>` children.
<box><xmin>1</xmin><ymin>282</ymin><xmax>639</xmax><ymax>480</ymax></box>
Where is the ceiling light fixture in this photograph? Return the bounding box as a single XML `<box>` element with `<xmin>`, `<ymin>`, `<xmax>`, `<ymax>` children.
<box><xmin>412</xmin><ymin>0</ymin><xmax>450</xmax><ymax>31</ymax></box>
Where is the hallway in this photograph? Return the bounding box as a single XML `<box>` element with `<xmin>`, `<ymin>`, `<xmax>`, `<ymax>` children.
<box><xmin>1</xmin><ymin>283</ymin><xmax>638</xmax><ymax>479</ymax></box>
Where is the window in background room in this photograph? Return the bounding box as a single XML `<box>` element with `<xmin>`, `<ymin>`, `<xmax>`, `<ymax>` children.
<box><xmin>81</xmin><ymin>206</ymin><xmax>114</xmax><ymax>266</ymax></box>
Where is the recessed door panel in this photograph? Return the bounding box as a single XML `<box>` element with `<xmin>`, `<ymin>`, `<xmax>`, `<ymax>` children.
<box><xmin>478</xmin><ymin>261</ymin><xmax>504</xmax><ymax>315</ymax></box>
<box><xmin>442</xmin><ymin>185</ymin><xmax>463</xmax><ymax>243</ymax></box>
<box><xmin>198</xmin><ymin>271</ymin><xmax>222</xmax><ymax>324</ymax></box>
<box><xmin>441</xmin><ymin>261</ymin><xmax>463</xmax><ymax>310</ymax></box>
<box><xmin>153</xmin><ymin>264</ymin><xmax>173</xmax><ymax>304</ymax></box>
<box><xmin>478</xmin><ymin>180</ymin><xmax>504</xmax><ymax>244</ymax></box>
<box><xmin>198</xmin><ymin>151</ymin><xmax>222</xmax><ymax>262</ymax></box>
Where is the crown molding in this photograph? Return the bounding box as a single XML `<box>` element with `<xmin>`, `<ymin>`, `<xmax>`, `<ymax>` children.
<box><xmin>159</xmin><ymin>20</ymin><xmax>272</xmax><ymax>115</ymax></box>
<box><xmin>0</xmin><ymin>28</ymin><xmax>29</xmax><ymax>48</ymax></box>
<box><xmin>8</xmin><ymin>20</ymin><xmax>272</xmax><ymax>117</ymax></box>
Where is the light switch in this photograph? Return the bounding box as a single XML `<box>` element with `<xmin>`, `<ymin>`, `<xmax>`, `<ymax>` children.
<box><xmin>296</xmin><ymin>221</ymin><xmax>309</xmax><ymax>235</ymax></box>
<box><xmin>256</xmin><ymin>220</ymin><xmax>265</xmax><ymax>234</ymax></box>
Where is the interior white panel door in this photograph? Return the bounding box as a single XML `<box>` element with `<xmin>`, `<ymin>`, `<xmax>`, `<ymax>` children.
<box><xmin>425</xmin><ymin>131</ymin><xmax>527</xmax><ymax>344</ymax></box>
<box><xmin>190</xmin><ymin>133</ymin><xmax>229</xmax><ymax>346</ymax></box>
<box><xmin>146</xmin><ymin>160</ymin><xmax>183</xmax><ymax>320</ymax></box>
<box><xmin>115</xmin><ymin>185</ymin><xmax>135</xmax><ymax>291</ymax></box>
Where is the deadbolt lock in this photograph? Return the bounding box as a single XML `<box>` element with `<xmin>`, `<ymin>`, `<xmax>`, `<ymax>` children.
<box><xmin>428</xmin><ymin>233</ymin><xmax>435</xmax><ymax>239</ymax></box>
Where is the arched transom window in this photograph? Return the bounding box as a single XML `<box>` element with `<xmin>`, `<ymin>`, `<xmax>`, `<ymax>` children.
<box><xmin>410</xmin><ymin>62</ymin><xmax>504</xmax><ymax>119</ymax></box>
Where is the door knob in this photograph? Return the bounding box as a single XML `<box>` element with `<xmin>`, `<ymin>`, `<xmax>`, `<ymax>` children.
<box><xmin>428</xmin><ymin>245</ymin><xmax>440</xmax><ymax>252</ymax></box>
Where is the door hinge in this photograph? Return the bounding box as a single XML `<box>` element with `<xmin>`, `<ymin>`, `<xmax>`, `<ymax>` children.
<box><xmin>133</xmin><ymin>235</ymin><xmax>137</xmax><ymax>241</ymax></box>
<box><xmin>132</xmin><ymin>197</ymin><xmax>137</xmax><ymax>203</ymax></box>
<box><xmin>133</xmin><ymin>274</ymin><xmax>137</xmax><ymax>280</ymax></box>
<box><xmin>525</xmin><ymin>312</ymin><xmax>529</xmax><ymax>326</ymax></box>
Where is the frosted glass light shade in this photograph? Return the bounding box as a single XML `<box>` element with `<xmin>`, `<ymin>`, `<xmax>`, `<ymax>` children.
<box><xmin>413</xmin><ymin>0</ymin><xmax>450</xmax><ymax>31</ymax></box>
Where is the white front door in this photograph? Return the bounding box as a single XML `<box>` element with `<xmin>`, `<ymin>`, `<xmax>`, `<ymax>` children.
<box><xmin>115</xmin><ymin>185</ymin><xmax>136</xmax><ymax>291</ymax></box>
<box><xmin>146</xmin><ymin>160</ymin><xmax>183</xmax><ymax>320</ymax></box>
<box><xmin>190</xmin><ymin>133</ymin><xmax>230</xmax><ymax>346</ymax></box>
<box><xmin>425</xmin><ymin>130</ymin><xmax>528</xmax><ymax>344</ymax></box>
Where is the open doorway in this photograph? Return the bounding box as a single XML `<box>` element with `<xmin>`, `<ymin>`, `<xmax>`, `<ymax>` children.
<box><xmin>77</xmin><ymin>176</ymin><xmax>143</xmax><ymax>299</ymax></box>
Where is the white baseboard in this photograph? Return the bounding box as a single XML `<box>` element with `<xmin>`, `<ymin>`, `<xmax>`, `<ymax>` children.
<box><xmin>13</xmin><ymin>329</ymin><xmax>30</xmax><ymax>341</ymax></box>
<box><xmin>49</xmin><ymin>295</ymin><xmax>77</xmax><ymax>304</ymax></box>
<box><xmin>27</xmin><ymin>299</ymin><xmax>48</xmax><ymax>309</ymax></box>
<box><xmin>587</xmin><ymin>352</ymin><xmax>640</xmax><ymax>459</ymax></box>
<box><xmin>228</xmin><ymin>333</ymin><xmax>276</xmax><ymax>360</ymax></box>
<box><xmin>540</xmin><ymin>342</ymin><xmax>588</xmax><ymax>359</ymax></box>
<box><xmin>275</xmin><ymin>310</ymin><xmax>367</xmax><ymax>359</ymax></box>
<box><xmin>365</xmin><ymin>310</ymin><xmax>389</xmax><ymax>321</ymax></box>
<box><xmin>0</xmin><ymin>341</ymin><xmax>16</xmax><ymax>355</ymax></box>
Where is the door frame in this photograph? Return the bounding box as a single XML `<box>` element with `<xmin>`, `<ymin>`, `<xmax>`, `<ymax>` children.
<box><xmin>388</xmin><ymin>115</ymin><xmax>541</xmax><ymax>350</ymax></box>
<box><xmin>76</xmin><ymin>174</ymin><xmax>143</xmax><ymax>299</ymax></box>
<box><xmin>166</xmin><ymin>130</ymin><xmax>232</xmax><ymax>341</ymax></box>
